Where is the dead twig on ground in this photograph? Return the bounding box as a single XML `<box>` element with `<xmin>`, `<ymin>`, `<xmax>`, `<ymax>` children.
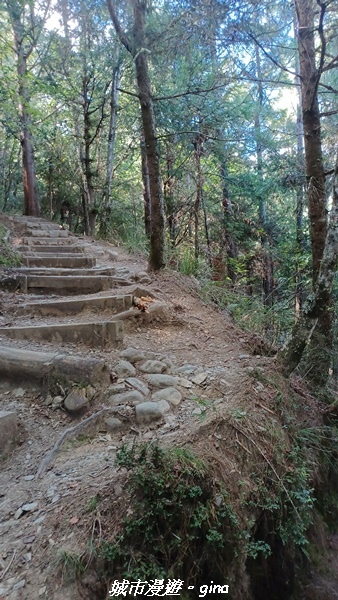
<box><xmin>36</xmin><ymin>407</ymin><xmax>123</xmax><ymax>479</ymax></box>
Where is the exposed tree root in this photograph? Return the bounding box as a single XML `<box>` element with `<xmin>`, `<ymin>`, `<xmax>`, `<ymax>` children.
<box><xmin>36</xmin><ymin>407</ymin><xmax>122</xmax><ymax>478</ymax></box>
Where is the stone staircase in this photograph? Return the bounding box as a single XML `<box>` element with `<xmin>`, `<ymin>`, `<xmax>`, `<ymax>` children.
<box><xmin>0</xmin><ymin>217</ymin><xmax>135</xmax><ymax>384</ymax></box>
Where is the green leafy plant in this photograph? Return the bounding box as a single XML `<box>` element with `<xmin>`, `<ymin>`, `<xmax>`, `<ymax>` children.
<box><xmin>0</xmin><ymin>226</ymin><xmax>22</xmax><ymax>267</ymax></box>
<box><xmin>97</xmin><ymin>443</ymin><xmax>240</xmax><ymax>594</ymax></box>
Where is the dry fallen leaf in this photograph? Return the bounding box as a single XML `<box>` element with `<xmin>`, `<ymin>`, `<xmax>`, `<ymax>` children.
<box><xmin>69</xmin><ymin>516</ymin><xmax>79</xmax><ymax>525</ymax></box>
<box><xmin>133</xmin><ymin>296</ymin><xmax>155</xmax><ymax>312</ymax></box>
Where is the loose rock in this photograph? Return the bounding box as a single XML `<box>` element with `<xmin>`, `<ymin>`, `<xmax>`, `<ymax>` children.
<box><xmin>114</xmin><ymin>360</ymin><xmax>136</xmax><ymax>377</ymax></box>
<box><xmin>104</xmin><ymin>417</ymin><xmax>124</xmax><ymax>432</ymax></box>
<box><xmin>52</xmin><ymin>395</ymin><xmax>63</xmax><ymax>409</ymax></box>
<box><xmin>138</xmin><ymin>360</ymin><xmax>167</xmax><ymax>374</ymax></box>
<box><xmin>108</xmin><ymin>383</ymin><xmax>126</xmax><ymax>394</ymax></box>
<box><xmin>152</xmin><ymin>387</ymin><xmax>182</xmax><ymax>406</ymax></box>
<box><xmin>190</xmin><ymin>373</ymin><xmax>207</xmax><ymax>385</ymax></box>
<box><xmin>133</xmin><ymin>271</ymin><xmax>152</xmax><ymax>284</ymax></box>
<box><xmin>119</xmin><ymin>347</ymin><xmax>156</xmax><ymax>364</ymax></box>
<box><xmin>126</xmin><ymin>377</ymin><xmax>150</xmax><ymax>396</ymax></box>
<box><xmin>64</xmin><ymin>388</ymin><xmax>89</xmax><ymax>414</ymax></box>
<box><xmin>135</xmin><ymin>402</ymin><xmax>163</xmax><ymax>424</ymax></box>
<box><xmin>160</xmin><ymin>357</ymin><xmax>175</xmax><ymax>371</ymax></box>
<box><xmin>157</xmin><ymin>399</ymin><xmax>171</xmax><ymax>414</ymax></box>
<box><xmin>177</xmin><ymin>377</ymin><xmax>193</xmax><ymax>388</ymax></box>
<box><xmin>177</xmin><ymin>364</ymin><xmax>198</xmax><ymax>374</ymax></box>
<box><xmin>109</xmin><ymin>390</ymin><xmax>144</xmax><ymax>406</ymax></box>
<box><xmin>146</xmin><ymin>374</ymin><xmax>179</xmax><ymax>388</ymax></box>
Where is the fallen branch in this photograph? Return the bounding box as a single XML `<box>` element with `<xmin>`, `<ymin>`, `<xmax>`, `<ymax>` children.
<box><xmin>36</xmin><ymin>407</ymin><xmax>120</xmax><ymax>478</ymax></box>
<box><xmin>0</xmin><ymin>549</ymin><xmax>17</xmax><ymax>581</ymax></box>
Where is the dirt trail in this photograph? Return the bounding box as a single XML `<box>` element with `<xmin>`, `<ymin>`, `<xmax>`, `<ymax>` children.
<box><xmin>0</xmin><ymin>215</ymin><xmax>336</xmax><ymax>600</ymax></box>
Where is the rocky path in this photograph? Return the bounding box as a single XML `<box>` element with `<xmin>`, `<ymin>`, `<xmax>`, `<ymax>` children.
<box><xmin>0</xmin><ymin>215</ymin><xmax>274</xmax><ymax>600</ymax></box>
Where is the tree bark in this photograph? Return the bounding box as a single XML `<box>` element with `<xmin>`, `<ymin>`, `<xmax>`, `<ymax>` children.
<box><xmin>279</xmin><ymin>155</ymin><xmax>338</xmax><ymax>385</ymax></box>
<box><xmin>254</xmin><ymin>45</ymin><xmax>274</xmax><ymax>307</ymax></box>
<box><xmin>294</xmin><ymin>11</ymin><xmax>305</xmax><ymax>321</ymax></box>
<box><xmin>141</xmin><ymin>136</ymin><xmax>152</xmax><ymax>239</ymax></box>
<box><xmin>7</xmin><ymin>2</ymin><xmax>41</xmax><ymax>217</ymax></box>
<box><xmin>295</xmin><ymin>0</ymin><xmax>327</xmax><ymax>285</ymax></box>
<box><xmin>194</xmin><ymin>134</ymin><xmax>203</xmax><ymax>260</ymax></box>
<box><xmin>164</xmin><ymin>139</ymin><xmax>176</xmax><ymax>246</ymax></box>
<box><xmin>280</xmin><ymin>0</ymin><xmax>332</xmax><ymax>384</ymax></box>
<box><xmin>220</xmin><ymin>161</ymin><xmax>237</xmax><ymax>283</ymax></box>
<box><xmin>104</xmin><ymin>59</ymin><xmax>121</xmax><ymax>208</ymax></box>
<box><xmin>107</xmin><ymin>0</ymin><xmax>166</xmax><ymax>271</ymax></box>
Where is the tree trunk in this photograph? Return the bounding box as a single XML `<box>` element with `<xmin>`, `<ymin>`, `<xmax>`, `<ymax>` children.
<box><xmin>9</xmin><ymin>6</ymin><xmax>40</xmax><ymax>217</ymax></box>
<box><xmin>104</xmin><ymin>60</ymin><xmax>121</xmax><ymax>208</ymax></box>
<box><xmin>194</xmin><ymin>135</ymin><xmax>203</xmax><ymax>260</ymax></box>
<box><xmin>133</xmin><ymin>3</ymin><xmax>165</xmax><ymax>270</ymax></box>
<box><xmin>141</xmin><ymin>136</ymin><xmax>151</xmax><ymax>239</ymax></box>
<box><xmin>296</xmin><ymin>0</ymin><xmax>327</xmax><ymax>285</ymax></box>
<box><xmin>254</xmin><ymin>45</ymin><xmax>274</xmax><ymax>307</ymax></box>
<box><xmin>83</xmin><ymin>72</ymin><xmax>96</xmax><ymax>237</ymax></box>
<box><xmin>281</xmin><ymin>0</ymin><xmax>331</xmax><ymax>384</ymax></box>
<box><xmin>279</xmin><ymin>155</ymin><xmax>338</xmax><ymax>386</ymax></box>
<box><xmin>164</xmin><ymin>139</ymin><xmax>176</xmax><ymax>246</ymax></box>
<box><xmin>75</xmin><ymin>117</ymin><xmax>89</xmax><ymax>235</ymax></box>
<box><xmin>107</xmin><ymin>0</ymin><xmax>166</xmax><ymax>271</ymax></box>
<box><xmin>294</xmin><ymin>12</ymin><xmax>305</xmax><ymax>321</ymax></box>
<box><xmin>220</xmin><ymin>161</ymin><xmax>237</xmax><ymax>283</ymax></box>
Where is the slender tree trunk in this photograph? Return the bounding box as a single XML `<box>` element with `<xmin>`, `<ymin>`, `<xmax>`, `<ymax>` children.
<box><xmin>201</xmin><ymin>192</ymin><xmax>212</xmax><ymax>266</ymax></box>
<box><xmin>9</xmin><ymin>8</ymin><xmax>40</xmax><ymax>217</ymax></box>
<box><xmin>296</xmin><ymin>0</ymin><xmax>327</xmax><ymax>285</ymax></box>
<box><xmin>279</xmin><ymin>154</ymin><xmax>338</xmax><ymax>385</ymax></box>
<box><xmin>194</xmin><ymin>135</ymin><xmax>203</xmax><ymax>260</ymax></box>
<box><xmin>75</xmin><ymin>117</ymin><xmax>89</xmax><ymax>235</ymax></box>
<box><xmin>255</xmin><ymin>45</ymin><xmax>274</xmax><ymax>307</ymax></box>
<box><xmin>104</xmin><ymin>60</ymin><xmax>121</xmax><ymax>208</ymax></box>
<box><xmin>107</xmin><ymin>0</ymin><xmax>166</xmax><ymax>271</ymax></box>
<box><xmin>281</xmin><ymin>0</ymin><xmax>331</xmax><ymax>384</ymax></box>
<box><xmin>141</xmin><ymin>136</ymin><xmax>151</xmax><ymax>239</ymax></box>
<box><xmin>164</xmin><ymin>139</ymin><xmax>176</xmax><ymax>246</ymax></box>
<box><xmin>294</xmin><ymin>13</ymin><xmax>305</xmax><ymax>321</ymax></box>
<box><xmin>81</xmin><ymin>33</ymin><xmax>96</xmax><ymax>237</ymax></box>
<box><xmin>133</xmin><ymin>25</ymin><xmax>165</xmax><ymax>267</ymax></box>
<box><xmin>220</xmin><ymin>161</ymin><xmax>237</xmax><ymax>283</ymax></box>
<box><xmin>83</xmin><ymin>95</ymin><xmax>96</xmax><ymax>236</ymax></box>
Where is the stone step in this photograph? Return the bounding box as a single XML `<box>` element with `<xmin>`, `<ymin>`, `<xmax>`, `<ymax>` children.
<box><xmin>17</xmin><ymin>274</ymin><xmax>116</xmax><ymax>294</ymax></box>
<box><xmin>21</xmin><ymin>256</ymin><xmax>96</xmax><ymax>268</ymax></box>
<box><xmin>0</xmin><ymin>346</ymin><xmax>110</xmax><ymax>385</ymax></box>
<box><xmin>26</xmin><ymin>223</ymin><xmax>63</xmax><ymax>231</ymax></box>
<box><xmin>15</xmin><ymin>267</ymin><xmax>114</xmax><ymax>277</ymax></box>
<box><xmin>15</xmin><ymin>294</ymin><xmax>133</xmax><ymax>316</ymax></box>
<box><xmin>27</xmin><ymin>229</ymin><xmax>70</xmax><ymax>238</ymax></box>
<box><xmin>22</xmin><ymin>237</ymin><xmax>76</xmax><ymax>245</ymax></box>
<box><xmin>0</xmin><ymin>320</ymin><xmax>123</xmax><ymax>347</ymax></box>
<box><xmin>17</xmin><ymin>245</ymin><xmax>84</xmax><ymax>254</ymax></box>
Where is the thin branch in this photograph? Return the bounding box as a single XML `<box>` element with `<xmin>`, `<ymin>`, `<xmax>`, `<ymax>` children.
<box><xmin>106</xmin><ymin>0</ymin><xmax>133</xmax><ymax>55</ymax></box>
<box><xmin>319</xmin><ymin>82</ymin><xmax>338</xmax><ymax>94</ymax></box>
<box><xmin>26</xmin><ymin>0</ymin><xmax>52</xmax><ymax>59</ymax></box>
<box><xmin>117</xmin><ymin>87</ymin><xmax>140</xmax><ymax>99</ymax></box>
<box><xmin>312</xmin><ymin>0</ymin><xmax>327</xmax><ymax>109</ymax></box>
<box><xmin>247</xmin><ymin>31</ymin><xmax>298</xmax><ymax>78</ymax></box>
<box><xmin>320</xmin><ymin>109</ymin><xmax>338</xmax><ymax>118</ymax></box>
<box><xmin>154</xmin><ymin>83</ymin><xmax>229</xmax><ymax>101</ymax></box>
<box><xmin>322</xmin><ymin>52</ymin><xmax>338</xmax><ymax>72</ymax></box>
